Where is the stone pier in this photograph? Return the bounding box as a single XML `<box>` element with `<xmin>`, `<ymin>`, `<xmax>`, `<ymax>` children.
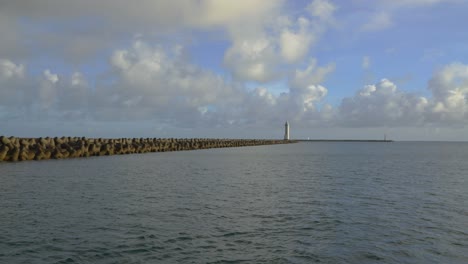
<box><xmin>0</xmin><ymin>136</ymin><xmax>296</xmax><ymax>162</ymax></box>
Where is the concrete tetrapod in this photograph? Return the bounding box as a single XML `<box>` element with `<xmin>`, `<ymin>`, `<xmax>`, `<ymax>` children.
<box><xmin>0</xmin><ymin>136</ymin><xmax>297</xmax><ymax>162</ymax></box>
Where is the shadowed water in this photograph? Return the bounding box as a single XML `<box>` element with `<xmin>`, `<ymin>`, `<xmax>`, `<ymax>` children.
<box><xmin>1</xmin><ymin>142</ymin><xmax>467</xmax><ymax>263</ymax></box>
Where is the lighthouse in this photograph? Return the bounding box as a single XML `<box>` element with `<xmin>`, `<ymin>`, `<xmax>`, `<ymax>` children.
<box><xmin>284</xmin><ymin>121</ymin><xmax>290</xmax><ymax>140</ymax></box>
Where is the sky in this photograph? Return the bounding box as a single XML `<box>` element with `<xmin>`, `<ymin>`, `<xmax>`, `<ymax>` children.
<box><xmin>1</xmin><ymin>0</ymin><xmax>468</xmax><ymax>141</ymax></box>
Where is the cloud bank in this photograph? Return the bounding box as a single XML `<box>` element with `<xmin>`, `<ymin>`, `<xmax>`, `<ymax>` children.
<box><xmin>1</xmin><ymin>41</ymin><xmax>467</xmax><ymax>130</ymax></box>
<box><xmin>0</xmin><ymin>41</ymin><xmax>333</xmax><ymax>128</ymax></box>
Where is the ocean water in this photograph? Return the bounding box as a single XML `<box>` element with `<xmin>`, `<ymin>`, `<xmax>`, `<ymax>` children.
<box><xmin>0</xmin><ymin>142</ymin><xmax>467</xmax><ymax>263</ymax></box>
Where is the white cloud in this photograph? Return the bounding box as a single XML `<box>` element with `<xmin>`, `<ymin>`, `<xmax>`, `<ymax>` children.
<box><xmin>339</xmin><ymin>79</ymin><xmax>429</xmax><ymax>126</ymax></box>
<box><xmin>1</xmin><ymin>1</ymin><xmax>335</xmax><ymax>85</ymax></box>
<box><xmin>292</xmin><ymin>84</ymin><xmax>328</xmax><ymax>112</ymax></box>
<box><xmin>224</xmin><ymin>4</ymin><xmax>334</xmax><ymax>82</ymax></box>
<box><xmin>0</xmin><ymin>59</ymin><xmax>92</xmax><ymax>119</ymax></box>
<box><xmin>43</xmin><ymin>70</ymin><xmax>58</xmax><ymax>83</ymax></box>
<box><xmin>0</xmin><ymin>59</ymin><xmax>24</xmax><ymax>80</ymax></box>
<box><xmin>427</xmin><ymin>63</ymin><xmax>468</xmax><ymax>123</ymax></box>
<box><xmin>362</xmin><ymin>56</ymin><xmax>371</xmax><ymax>69</ymax></box>
<box><xmin>0</xmin><ymin>59</ymin><xmax>25</xmax><ymax>80</ymax></box>
<box><xmin>2</xmin><ymin>42</ymin><xmax>467</xmax><ymax>131</ymax></box>
<box><xmin>360</xmin><ymin>0</ymin><xmax>456</xmax><ymax>32</ymax></box>
<box><xmin>98</xmin><ymin>41</ymin><xmax>250</xmax><ymax>126</ymax></box>
<box><xmin>338</xmin><ymin>64</ymin><xmax>468</xmax><ymax>127</ymax></box>
<box><xmin>224</xmin><ymin>37</ymin><xmax>278</xmax><ymax>82</ymax></box>
<box><xmin>0</xmin><ymin>59</ymin><xmax>27</xmax><ymax>108</ymax></box>
<box><xmin>307</xmin><ymin>0</ymin><xmax>337</xmax><ymax>21</ymax></box>
<box><xmin>361</xmin><ymin>12</ymin><xmax>393</xmax><ymax>32</ymax></box>
<box><xmin>290</xmin><ymin>59</ymin><xmax>335</xmax><ymax>89</ymax></box>
<box><xmin>0</xmin><ymin>40</ymin><xmax>335</xmax><ymax>127</ymax></box>
<box><xmin>57</xmin><ymin>72</ymin><xmax>90</xmax><ymax>118</ymax></box>
<box><xmin>283</xmin><ymin>59</ymin><xmax>335</xmax><ymax>123</ymax></box>
<box><xmin>71</xmin><ymin>72</ymin><xmax>87</xmax><ymax>87</ymax></box>
<box><xmin>39</xmin><ymin>70</ymin><xmax>59</xmax><ymax>111</ymax></box>
<box><xmin>280</xmin><ymin>17</ymin><xmax>315</xmax><ymax>63</ymax></box>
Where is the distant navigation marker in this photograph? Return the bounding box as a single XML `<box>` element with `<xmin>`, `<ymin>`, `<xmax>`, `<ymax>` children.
<box><xmin>284</xmin><ymin>121</ymin><xmax>290</xmax><ymax>140</ymax></box>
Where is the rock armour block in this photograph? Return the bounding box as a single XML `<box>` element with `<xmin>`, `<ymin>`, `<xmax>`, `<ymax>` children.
<box><xmin>0</xmin><ymin>136</ymin><xmax>296</xmax><ymax>162</ymax></box>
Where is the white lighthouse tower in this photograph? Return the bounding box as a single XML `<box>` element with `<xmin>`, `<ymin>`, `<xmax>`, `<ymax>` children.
<box><xmin>284</xmin><ymin>121</ymin><xmax>290</xmax><ymax>140</ymax></box>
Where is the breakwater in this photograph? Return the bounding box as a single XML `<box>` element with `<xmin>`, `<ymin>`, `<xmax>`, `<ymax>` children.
<box><xmin>297</xmin><ymin>139</ymin><xmax>393</xmax><ymax>142</ymax></box>
<box><xmin>0</xmin><ymin>136</ymin><xmax>296</xmax><ymax>162</ymax></box>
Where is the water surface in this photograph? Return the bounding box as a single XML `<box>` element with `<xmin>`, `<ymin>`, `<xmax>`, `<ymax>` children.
<box><xmin>1</xmin><ymin>142</ymin><xmax>467</xmax><ymax>263</ymax></box>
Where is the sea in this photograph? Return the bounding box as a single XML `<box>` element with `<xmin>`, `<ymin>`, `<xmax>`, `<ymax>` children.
<box><xmin>1</xmin><ymin>142</ymin><xmax>467</xmax><ymax>263</ymax></box>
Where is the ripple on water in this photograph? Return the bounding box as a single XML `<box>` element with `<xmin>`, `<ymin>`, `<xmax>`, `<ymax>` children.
<box><xmin>1</xmin><ymin>142</ymin><xmax>468</xmax><ymax>263</ymax></box>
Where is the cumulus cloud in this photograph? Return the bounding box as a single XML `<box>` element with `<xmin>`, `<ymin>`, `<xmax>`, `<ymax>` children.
<box><xmin>0</xmin><ymin>40</ymin><xmax>336</xmax><ymax>128</ymax></box>
<box><xmin>105</xmin><ymin>41</ymin><xmax>334</xmax><ymax>126</ymax></box>
<box><xmin>236</xmin><ymin>85</ymin><xmax>330</xmax><ymax>126</ymax></box>
<box><xmin>1</xmin><ymin>0</ymin><xmax>336</xmax><ymax>86</ymax></box>
<box><xmin>338</xmin><ymin>64</ymin><xmax>468</xmax><ymax>127</ymax></box>
<box><xmin>290</xmin><ymin>59</ymin><xmax>335</xmax><ymax>90</ymax></box>
<box><xmin>0</xmin><ymin>59</ymin><xmax>24</xmax><ymax>80</ymax></box>
<box><xmin>0</xmin><ymin>60</ymin><xmax>93</xmax><ymax>120</ymax></box>
<box><xmin>224</xmin><ymin>37</ymin><xmax>279</xmax><ymax>82</ymax></box>
<box><xmin>339</xmin><ymin>79</ymin><xmax>428</xmax><ymax>126</ymax></box>
<box><xmin>97</xmin><ymin>41</ymin><xmax>246</xmax><ymax>126</ymax></box>
<box><xmin>307</xmin><ymin>0</ymin><xmax>337</xmax><ymax>21</ymax></box>
<box><xmin>235</xmin><ymin>58</ymin><xmax>335</xmax><ymax>125</ymax></box>
<box><xmin>427</xmin><ymin>63</ymin><xmax>468</xmax><ymax>123</ymax></box>
<box><xmin>224</xmin><ymin>0</ymin><xmax>336</xmax><ymax>82</ymax></box>
<box><xmin>290</xmin><ymin>85</ymin><xmax>328</xmax><ymax>117</ymax></box>
<box><xmin>280</xmin><ymin>17</ymin><xmax>316</xmax><ymax>63</ymax></box>
<box><xmin>2</xmin><ymin>40</ymin><xmax>467</xmax><ymax>131</ymax></box>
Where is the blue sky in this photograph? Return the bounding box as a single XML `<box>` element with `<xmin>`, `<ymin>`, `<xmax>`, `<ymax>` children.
<box><xmin>1</xmin><ymin>0</ymin><xmax>468</xmax><ymax>140</ymax></box>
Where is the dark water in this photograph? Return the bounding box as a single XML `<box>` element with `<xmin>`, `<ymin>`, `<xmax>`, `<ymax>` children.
<box><xmin>1</xmin><ymin>142</ymin><xmax>467</xmax><ymax>263</ymax></box>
